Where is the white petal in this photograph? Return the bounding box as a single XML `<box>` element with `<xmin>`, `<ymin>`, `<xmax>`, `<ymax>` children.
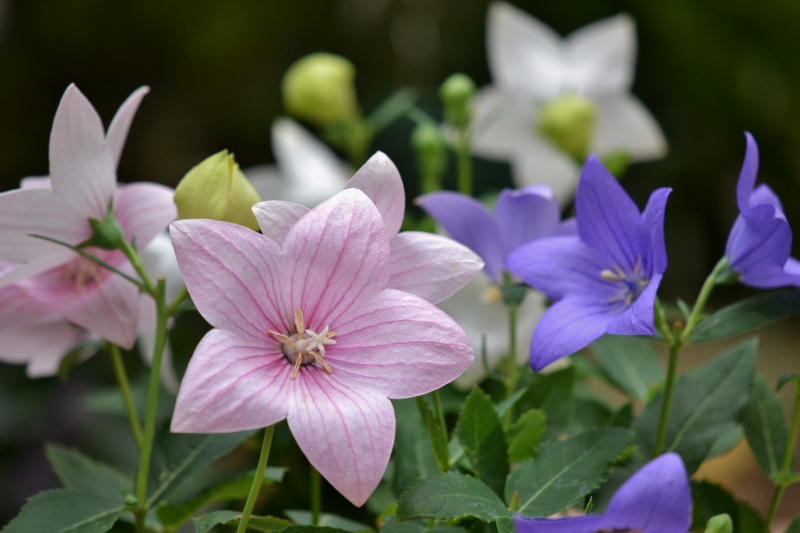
<box><xmin>592</xmin><ymin>95</ymin><xmax>668</xmax><ymax>161</ymax></box>
<box><xmin>471</xmin><ymin>87</ymin><xmax>537</xmax><ymax>158</ymax></box>
<box><xmin>564</xmin><ymin>14</ymin><xmax>636</xmax><ymax>95</ymax></box>
<box><xmin>511</xmin><ymin>148</ymin><xmax>579</xmax><ymax>205</ymax></box>
<box><xmin>244</xmin><ymin>164</ymin><xmax>288</xmax><ymax>201</ymax></box>
<box><xmin>252</xmin><ymin>200</ymin><xmax>310</xmax><ymax>247</ymax></box>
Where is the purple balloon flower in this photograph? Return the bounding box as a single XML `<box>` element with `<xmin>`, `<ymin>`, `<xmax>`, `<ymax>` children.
<box><xmin>515</xmin><ymin>453</ymin><xmax>691</xmax><ymax>533</ymax></box>
<box><xmin>506</xmin><ymin>156</ymin><xmax>670</xmax><ymax>370</ymax></box>
<box><xmin>725</xmin><ymin>132</ymin><xmax>800</xmax><ymax>287</ymax></box>
<box><xmin>417</xmin><ymin>186</ymin><xmax>574</xmax><ymax>283</ymax></box>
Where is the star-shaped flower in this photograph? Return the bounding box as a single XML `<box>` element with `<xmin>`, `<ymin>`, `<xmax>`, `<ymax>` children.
<box><xmin>725</xmin><ymin>132</ymin><xmax>800</xmax><ymax>288</ymax></box>
<box><xmin>516</xmin><ymin>453</ymin><xmax>691</xmax><ymax>533</ymax></box>
<box><xmin>0</xmin><ymin>84</ymin><xmax>176</xmax><ymax>348</ymax></box>
<box><xmin>472</xmin><ymin>2</ymin><xmax>667</xmax><ymax>201</ymax></box>
<box><xmin>506</xmin><ymin>156</ymin><xmax>670</xmax><ymax>370</ymax></box>
<box><xmin>170</xmin><ymin>188</ymin><xmax>473</xmax><ymax>506</ymax></box>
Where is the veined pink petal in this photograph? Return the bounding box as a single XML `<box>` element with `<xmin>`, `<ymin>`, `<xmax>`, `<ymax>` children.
<box><xmin>0</xmin><ymin>320</ymin><xmax>84</xmax><ymax>378</ymax></box>
<box><xmin>0</xmin><ymin>283</ymin><xmax>62</xmax><ymax>329</ymax></box>
<box><xmin>48</xmin><ymin>84</ymin><xmax>116</xmax><ymax>219</ymax></box>
<box><xmin>106</xmin><ymin>87</ymin><xmax>149</xmax><ymax>167</ymax></box>
<box><xmin>287</xmin><ymin>373</ymin><xmax>395</xmax><ymax>507</ymax></box>
<box><xmin>344</xmin><ymin>152</ymin><xmax>405</xmax><ymax>237</ymax></box>
<box><xmin>388</xmin><ymin>232</ymin><xmax>483</xmax><ymax>304</ymax></box>
<box><xmin>329</xmin><ymin>289</ymin><xmax>474</xmax><ymax>398</ymax></box>
<box><xmin>282</xmin><ymin>188</ymin><xmax>390</xmax><ymax>329</ymax></box>
<box><xmin>115</xmin><ymin>182</ymin><xmax>176</xmax><ymax>247</ymax></box>
<box><xmin>252</xmin><ymin>200</ymin><xmax>310</xmax><ymax>247</ymax></box>
<box><xmin>171</xmin><ymin>329</ymin><xmax>291</xmax><ymax>433</ymax></box>
<box><xmin>170</xmin><ymin>219</ymin><xmax>287</xmax><ymax>340</ymax></box>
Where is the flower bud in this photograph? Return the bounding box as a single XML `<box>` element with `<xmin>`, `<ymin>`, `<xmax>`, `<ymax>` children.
<box><xmin>536</xmin><ymin>94</ymin><xmax>596</xmax><ymax>161</ymax></box>
<box><xmin>411</xmin><ymin>122</ymin><xmax>447</xmax><ymax>193</ymax></box>
<box><xmin>704</xmin><ymin>514</ymin><xmax>732</xmax><ymax>533</ymax></box>
<box><xmin>173</xmin><ymin>150</ymin><xmax>261</xmax><ymax>231</ymax></box>
<box><xmin>88</xmin><ymin>206</ymin><xmax>127</xmax><ymax>250</ymax></box>
<box><xmin>439</xmin><ymin>73</ymin><xmax>476</xmax><ymax>129</ymax></box>
<box><xmin>282</xmin><ymin>53</ymin><xmax>359</xmax><ymax>126</ymax></box>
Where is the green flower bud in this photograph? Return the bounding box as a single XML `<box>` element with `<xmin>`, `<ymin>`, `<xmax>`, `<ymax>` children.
<box><xmin>173</xmin><ymin>150</ymin><xmax>261</xmax><ymax>231</ymax></box>
<box><xmin>282</xmin><ymin>53</ymin><xmax>359</xmax><ymax>126</ymax></box>
<box><xmin>439</xmin><ymin>73</ymin><xmax>476</xmax><ymax>129</ymax></box>
<box><xmin>704</xmin><ymin>514</ymin><xmax>733</xmax><ymax>533</ymax></box>
<box><xmin>88</xmin><ymin>204</ymin><xmax>127</xmax><ymax>250</ymax></box>
<box><xmin>536</xmin><ymin>93</ymin><xmax>596</xmax><ymax>161</ymax></box>
<box><xmin>411</xmin><ymin>122</ymin><xmax>447</xmax><ymax>193</ymax></box>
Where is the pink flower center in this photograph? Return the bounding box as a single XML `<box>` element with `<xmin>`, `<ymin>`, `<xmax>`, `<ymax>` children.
<box><xmin>269</xmin><ymin>308</ymin><xmax>337</xmax><ymax>379</ymax></box>
<box><xmin>54</xmin><ymin>254</ymin><xmax>103</xmax><ymax>291</ymax></box>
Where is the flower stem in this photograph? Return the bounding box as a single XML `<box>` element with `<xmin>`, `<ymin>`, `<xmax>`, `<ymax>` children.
<box><xmin>237</xmin><ymin>426</ymin><xmax>276</xmax><ymax>533</ymax></box>
<box><xmin>456</xmin><ymin>135</ymin><xmax>472</xmax><ymax>196</ymax></box>
<box><xmin>120</xmin><ymin>241</ymin><xmax>156</xmax><ymax>296</ymax></box>
<box><xmin>134</xmin><ymin>277</ymin><xmax>167</xmax><ymax>532</ymax></box>
<box><xmin>432</xmin><ymin>389</ymin><xmax>447</xmax><ymax>438</ymax></box>
<box><xmin>504</xmin><ymin>303</ymin><xmax>519</xmax><ymax>398</ymax></box>
<box><xmin>107</xmin><ymin>342</ymin><xmax>142</xmax><ymax>449</ymax></box>
<box><xmin>310</xmin><ymin>465</ymin><xmax>321</xmax><ymax>526</ymax></box>
<box><xmin>680</xmin><ymin>256</ymin><xmax>729</xmax><ymax>344</ymax></box>
<box><xmin>763</xmin><ymin>381</ymin><xmax>800</xmax><ymax>533</ymax></box>
<box><xmin>166</xmin><ymin>285</ymin><xmax>189</xmax><ymax>317</ymax></box>
<box><xmin>653</xmin><ymin>329</ymin><xmax>682</xmax><ymax>457</ymax></box>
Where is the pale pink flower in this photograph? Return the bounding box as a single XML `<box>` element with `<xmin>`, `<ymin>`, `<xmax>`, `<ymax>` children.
<box><xmin>170</xmin><ymin>189</ymin><xmax>473</xmax><ymax>506</ymax></box>
<box><xmin>252</xmin><ymin>151</ymin><xmax>484</xmax><ymax>304</ymax></box>
<box><xmin>0</xmin><ymin>84</ymin><xmax>176</xmax><ymax>348</ymax></box>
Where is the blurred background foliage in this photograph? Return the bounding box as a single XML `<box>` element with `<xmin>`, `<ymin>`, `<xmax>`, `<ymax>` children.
<box><xmin>0</xmin><ymin>0</ymin><xmax>799</xmax><ymax>528</ymax></box>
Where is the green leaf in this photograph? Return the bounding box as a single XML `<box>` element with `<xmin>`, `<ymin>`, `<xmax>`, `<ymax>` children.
<box><xmin>416</xmin><ymin>396</ymin><xmax>449</xmax><ymax>472</ymax></box>
<box><xmin>494</xmin><ymin>517</ymin><xmax>514</xmax><ymax>533</ymax></box>
<box><xmin>777</xmin><ymin>373</ymin><xmax>799</xmax><ymax>392</ymax></box>
<box><xmin>515</xmin><ymin>367</ymin><xmax>574</xmax><ymax>429</ymax></box>
<box><xmin>707</xmin><ymin>425</ymin><xmax>744</xmax><ymax>458</ymax></box>
<box><xmin>494</xmin><ymin>389</ymin><xmax>527</xmax><ymax>419</ymax></box>
<box><xmin>396</xmin><ymin>472</ymin><xmax>513</xmax><ymax>522</ymax></box>
<box><xmin>608</xmin><ymin>403</ymin><xmax>633</xmax><ymax>428</ymax></box>
<box><xmin>379</xmin><ymin>515</ymin><xmax>468</xmax><ymax>533</ymax></box>
<box><xmin>192</xmin><ymin>510</ymin><xmax>293</xmax><ymax>533</ymax></box>
<box><xmin>506</xmin><ymin>410</ymin><xmax>546</xmax><ymax>462</ymax></box>
<box><xmin>45</xmin><ymin>444</ymin><xmax>132</xmax><ymax>502</ymax></box>
<box><xmin>591</xmin><ymin>335</ymin><xmax>664</xmax><ymax>401</ymax></box>
<box><xmin>691</xmin><ymin>481</ymin><xmax>764</xmax><ymax>533</ymax></box>
<box><xmin>3</xmin><ymin>489</ymin><xmax>124</xmax><ymax>533</ymax></box>
<box><xmin>393</xmin><ymin>399</ymin><xmax>440</xmax><ymax>497</ymax></box>
<box><xmin>571</xmin><ymin>397</ymin><xmax>614</xmax><ymax>432</ymax></box>
<box><xmin>157</xmin><ymin>467</ymin><xmax>285</xmax><ymax>527</ymax></box>
<box><xmin>740</xmin><ymin>374</ymin><xmax>790</xmax><ymax>475</ymax></box>
<box><xmin>690</xmin><ymin>290</ymin><xmax>800</xmax><ymax>342</ymax></box>
<box><xmin>785</xmin><ymin>516</ymin><xmax>800</xmax><ymax>533</ymax></box>
<box><xmin>634</xmin><ymin>338</ymin><xmax>757</xmax><ymax>473</ymax></box>
<box><xmin>285</xmin><ymin>511</ymin><xmax>373</xmax><ymax>533</ymax></box>
<box><xmin>455</xmin><ymin>389</ymin><xmax>509</xmax><ymax>495</ymax></box>
<box><xmin>506</xmin><ymin>428</ymin><xmax>633</xmax><ymax>517</ymax></box>
<box><xmin>147</xmin><ymin>426</ymin><xmax>252</xmax><ymax>506</ymax></box>
<box><xmin>770</xmin><ymin>471</ymin><xmax>800</xmax><ymax>486</ymax></box>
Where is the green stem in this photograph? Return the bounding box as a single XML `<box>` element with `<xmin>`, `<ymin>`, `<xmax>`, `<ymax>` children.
<box><xmin>654</xmin><ymin>298</ymin><xmax>673</xmax><ymax>344</ymax></box>
<box><xmin>237</xmin><ymin>426</ymin><xmax>276</xmax><ymax>533</ymax></box>
<box><xmin>764</xmin><ymin>485</ymin><xmax>786</xmax><ymax>533</ymax></box>
<box><xmin>764</xmin><ymin>383</ymin><xmax>800</xmax><ymax>533</ymax></box>
<box><xmin>121</xmin><ymin>242</ymin><xmax>156</xmax><ymax>296</ymax></box>
<box><xmin>107</xmin><ymin>343</ymin><xmax>142</xmax><ymax>449</ymax></box>
<box><xmin>504</xmin><ymin>303</ymin><xmax>519</xmax><ymax>398</ymax></box>
<box><xmin>456</xmin><ymin>135</ymin><xmax>472</xmax><ymax>196</ymax></box>
<box><xmin>310</xmin><ymin>465</ymin><xmax>321</xmax><ymax>526</ymax></box>
<box><xmin>432</xmin><ymin>389</ymin><xmax>447</xmax><ymax>439</ymax></box>
<box><xmin>653</xmin><ymin>331</ymin><xmax>682</xmax><ymax>457</ymax></box>
<box><xmin>134</xmin><ymin>278</ymin><xmax>167</xmax><ymax>532</ymax></box>
<box><xmin>680</xmin><ymin>256</ymin><xmax>729</xmax><ymax>343</ymax></box>
<box><xmin>166</xmin><ymin>285</ymin><xmax>190</xmax><ymax>317</ymax></box>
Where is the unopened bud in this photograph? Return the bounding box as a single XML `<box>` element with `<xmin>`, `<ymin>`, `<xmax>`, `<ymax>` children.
<box><xmin>439</xmin><ymin>73</ymin><xmax>476</xmax><ymax>129</ymax></box>
<box><xmin>537</xmin><ymin>94</ymin><xmax>596</xmax><ymax>161</ymax></box>
<box><xmin>174</xmin><ymin>150</ymin><xmax>261</xmax><ymax>231</ymax></box>
<box><xmin>282</xmin><ymin>53</ymin><xmax>359</xmax><ymax>126</ymax></box>
<box><xmin>704</xmin><ymin>514</ymin><xmax>732</xmax><ymax>533</ymax></box>
<box><xmin>88</xmin><ymin>204</ymin><xmax>127</xmax><ymax>250</ymax></box>
<box><xmin>411</xmin><ymin>122</ymin><xmax>447</xmax><ymax>193</ymax></box>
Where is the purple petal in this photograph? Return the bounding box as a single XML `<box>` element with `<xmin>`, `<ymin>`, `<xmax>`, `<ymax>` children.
<box><xmin>417</xmin><ymin>191</ymin><xmax>504</xmax><ymax>282</ymax></box>
<box><xmin>105</xmin><ymin>87</ymin><xmax>149</xmax><ymax>168</ymax></box>
<box><xmin>387</xmin><ymin>232</ymin><xmax>483</xmax><ymax>304</ymax></box>
<box><xmin>171</xmin><ymin>329</ymin><xmax>290</xmax><ymax>433</ymax></box>
<box><xmin>344</xmin><ymin>152</ymin><xmax>405</xmax><ymax>237</ymax></box>
<box><xmin>494</xmin><ymin>186</ymin><xmax>561</xmax><ymax>256</ymax></box>
<box><xmin>749</xmin><ymin>184</ymin><xmax>785</xmax><ymax>219</ymax></box>
<box><xmin>601</xmin><ymin>453</ymin><xmax>691</xmax><ymax>533</ymax></box>
<box><xmin>529</xmin><ymin>296</ymin><xmax>615</xmax><ymax>371</ymax></box>
<box><xmin>252</xmin><ymin>200</ymin><xmax>309</xmax><ymax>247</ymax></box>
<box><xmin>637</xmin><ymin>188</ymin><xmax>671</xmax><ymax>276</ymax></box>
<box><xmin>607</xmin><ymin>273</ymin><xmax>661</xmax><ymax>336</ymax></box>
<box><xmin>575</xmin><ymin>156</ymin><xmax>641</xmax><ymax>271</ymax></box>
<box><xmin>726</xmin><ymin>205</ymin><xmax>794</xmax><ymax>288</ymax></box>
<box><xmin>0</xmin><ymin>320</ymin><xmax>83</xmax><ymax>378</ymax></box>
<box><xmin>115</xmin><ymin>182</ymin><xmax>176</xmax><ymax>248</ymax></box>
<box><xmin>515</xmin><ymin>515</ymin><xmax>603</xmax><ymax>533</ymax></box>
<box><xmin>329</xmin><ymin>288</ymin><xmax>474</xmax><ymax>398</ymax></box>
<box><xmin>736</xmin><ymin>132</ymin><xmax>759</xmax><ymax>213</ymax></box>
<box><xmin>287</xmin><ymin>374</ymin><xmax>395</xmax><ymax>507</ymax></box>
<box><xmin>556</xmin><ymin>218</ymin><xmax>578</xmax><ymax>236</ymax></box>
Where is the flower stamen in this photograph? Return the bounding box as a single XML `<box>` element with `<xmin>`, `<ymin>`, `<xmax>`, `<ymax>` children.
<box><xmin>270</xmin><ymin>308</ymin><xmax>337</xmax><ymax>379</ymax></box>
<box><xmin>602</xmin><ymin>256</ymin><xmax>649</xmax><ymax>308</ymax></box>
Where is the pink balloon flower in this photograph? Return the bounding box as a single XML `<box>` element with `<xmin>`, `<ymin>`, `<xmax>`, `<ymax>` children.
<box><xmin>170</xmin><ymin>188</ymin><xmax>474</xmax><ymax>506</ymax></box>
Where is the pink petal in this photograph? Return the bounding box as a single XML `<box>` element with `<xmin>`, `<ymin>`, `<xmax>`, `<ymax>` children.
<box><xmin>170</xmin><ymin>219</ymin><xmax>287</xmax><ymax>341</ymax></box>
<box><xmin>106</xmin><ymin>87</ymin><xmax>149</xmax><ymax>167</ymax></box>
<box><xmin>344</xmin><ymin>152</ymin><xmax>405</xmax><ymax>237</ymax></box>
<box><xmin>0</xmin><ymin>283</ymin><xmax>62</xmax><ymax>330</ymax></box>
<box><xmin>387</xmin><ymin>232</ymin><xmax>483</xmax><ymax>304</ymax></box>
<box><xmin>282</xmin><ymin>188</ymin><xmax>390</xmax><ymax>330</ymax></box>
<box><xmin>20</xmin><ymin>177</ymin><xmax>52</xmax><ymax>189</ymax></box>
<box><xmin>287</xmin><ymin>374</ymin><xmax>395</xmax><ymax>506</ymax></box>
<box><xmin>328</xmin><ymin>289</ymin><xmax>474</xmax><ymax>398</ymax></box>
<box><xmin>48</xmin><ymin>84</ymin><xmax>116</xmax><ymax>219</ymax></box>
<box><xmin>0</xmin><ymin>320</ymin><xmax>84</xmax><ymax>378</ymax></box>
<box><xmin>252</xmin><ymin>200</ymin><xmax>310</xmax><ymax>247</ymax></box>
<box><xmin>171</xmin><ymin>329</ymin><xmax>291</xmax><ymax>433</ymax></box>
<box><xmin>115</xmin><ymin>182</ymin><xmax>177</xmax><ymax>247</ymax></box>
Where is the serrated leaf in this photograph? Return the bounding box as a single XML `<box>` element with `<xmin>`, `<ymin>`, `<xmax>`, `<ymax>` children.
<box><xmin>193</xmin><ymin>510</ymin><xmax>295</xmax><ymax>533</ymax></box>
<box><xmin>3</xmin><ymin>489</ymin><xmax>124</xmax><ymax>533</ymax></box>
<box><xmin>416</xmin><ymin>396</ymin><xmax>448</xmax><ymax>472</ymax></box>
<box><xmin>456</xmin><ymin>389</ymin><xmax>508</xmax><ymax>495</ymax></box>
<box><xmin>506</xmin><ymin>410</ymin><xmax>545</xmax><ymax>462</ymax></box>
<box><xmin>45</xmin><ymin>444</ymin><xmax>132</xmax><ymax>501</ymax></box>
<box><xmin>740</xmin><ymin>374</ymin><xmax>790</xmax><ymax>475</ymax></box>
<box><xmin>393</xmin><ymin>399</ymin><xmax>440</xmax><ymax>497</ymax></box>
<box><xmin>146</xmin><ymin>426</ymin><xmax>252</xmax><ymax>506</ymax></box>
<box><xmin>379</xmin><ymin>515</ymin><xmax>467</xmax><ymax>533</ymax></box>
<box><xmin>591</xmin><ymin>335</ymin><xmax>664</xmax><ymax>401</ymax></box>
<box><xmin>495</xmin><ymin>517</ymin><xmax>513</xmax><ymax>533</ymax></box>
<box><xmin>396</xmin><ymin>472</ymin><xmax>512</xmax><ymax>522</ymax></box>
<box><xmin>506</xmin><ymin>428</ymin><xmax>633</xmax><ymax>517</ymax></box>
<box><xmin>515</xmin><ymin>368</ymin><xmax>574</xmax><ymax>429</ymax></box>
<box><xmin>634</xmin><ymin>338</ymin><xmax>757</xmax><ymax>474</ymax></box>
<box><xmin>285</xmin><ymin>510</ymin><xmax>373</xmax><ymax>533</ymax></box>
<box><xmin>690</xmin><ymin>481</ymin><xmax>764</xmax><ymax>533</ymax></box>
<box><xmin>690</xmin><ymin>291</ymin><xmax>800</xmax><ymax>342</ymax></box>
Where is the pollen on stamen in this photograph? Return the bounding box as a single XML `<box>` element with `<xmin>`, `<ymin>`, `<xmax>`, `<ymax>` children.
<box><xmin>269</xmin><ymin>308</ymin><xmax>336</xmax><ymax>380</ymax></box>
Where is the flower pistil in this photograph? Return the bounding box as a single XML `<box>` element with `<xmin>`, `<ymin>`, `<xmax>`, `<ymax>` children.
<box><xmin>601</xmin><ymin>256</ymin><xmax>649</xmax><ymax>308</ymax></box>
<box><xmin>270</xmin><ymin>308</ymin><xmax>336</xmax><ymax>379</ymax></box>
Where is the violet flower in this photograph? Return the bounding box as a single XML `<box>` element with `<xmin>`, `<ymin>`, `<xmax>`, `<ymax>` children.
<box><xmin>170</xmin><ymin>189</ymin><xmax>473</xmax><ymax>506</ymax></box>
<box><xmin>515</xmin><ymin>453</ymin><xmax>691</xmax><ymax>533</ymax></box>
<box><xmin>725</xmin><ymin>132</ymin><xmax>800</xmax><ymax>287</ymax></box>
<box><xmin>506</xmin><ymin>156</ymin><xmax>670</xmax><ymax>370</ymax></box>
<box><xmin>0</xmin><ymin>84</ymin><xmax>176</xmax><ymax>348</ymax></box>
